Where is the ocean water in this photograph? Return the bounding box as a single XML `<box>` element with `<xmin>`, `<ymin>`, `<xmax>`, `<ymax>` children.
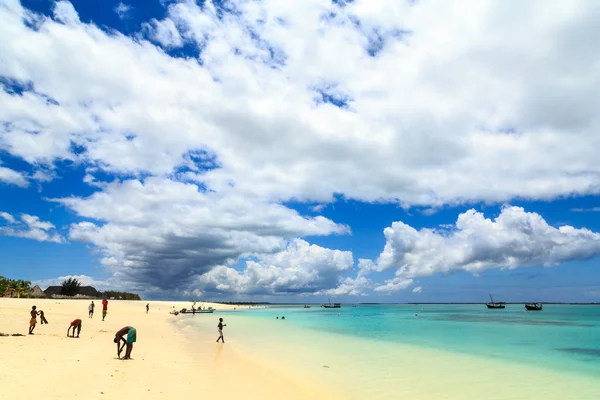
<box><xmin>181</xmin><ymin>304</ymin><xmax>600</xmax><ymax>399</ymax></box>
<box><xmin>212</xmin><ymin>304</ymin><xmax>600</xmax><ymax>375</ymax></box>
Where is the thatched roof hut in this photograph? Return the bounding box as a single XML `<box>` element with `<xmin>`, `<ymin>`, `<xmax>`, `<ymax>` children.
<box><xmin>28</xmin><ymin>285</ymin><xmax>46</xmax><ymax>298</ymax></box>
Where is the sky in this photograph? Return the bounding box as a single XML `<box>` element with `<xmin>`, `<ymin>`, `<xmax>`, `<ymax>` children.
<box><xmin>1</xmin><ymin>0</ymin><xmax>600</xmax><ymax>302</ymax></box>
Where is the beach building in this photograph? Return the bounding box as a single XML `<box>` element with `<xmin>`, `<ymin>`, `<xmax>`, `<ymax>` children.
<box><xmin>44</xmin><ymin>285</ymin><xmax>102</xmax><ymax>298</ymax></box>
<box><xmin>27</xmin><ymin>285</ymin><xmax>46</xmax><ymax>298</ymax></box>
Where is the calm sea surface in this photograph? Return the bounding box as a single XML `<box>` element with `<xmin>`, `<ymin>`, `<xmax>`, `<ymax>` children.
<box><xmin>214</xmin><ymin>304</ymin><xmax>600</xmax><ymax>376</ymax></box>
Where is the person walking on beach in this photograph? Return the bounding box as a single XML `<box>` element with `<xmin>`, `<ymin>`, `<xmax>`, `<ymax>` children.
<box><xmin>216</xmin><ymin>318</ymin><xmax>226</xmax><ymax>343</ymax></box>
<box><xmin>89</xmin><ymin>301</ymin><xmax>95</xmax><ymax>318</ymax></box>
<box><xmin>146</xmin><ymin>303</ymin><xmax>149</xmax><ymax>314</ymax></box>
<box><xmin>28</xmin><ymin>306</ymin><xmax>39</xmax><ymax>335</ymax></box>
<box><xmin>67</xmin><ymin>319</ymin><xmax>82</xmax><ymax>338</ymax></box>
<box><xmin>114</xmin><ymin>326</ymin><xmax>136</xmax><ymax>360</ymax></box>
<box><xmin>39</xmin><ymin>309</ymin><xmax>48</xmax><ymax>324</ymax></box>
<box><xmin>102</xmin><ymin>298</ymin><xmax>108</xmax><ymax>321</ymax></box>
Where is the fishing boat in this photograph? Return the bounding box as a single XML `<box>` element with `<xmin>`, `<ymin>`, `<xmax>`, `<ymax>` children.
<box><xmin>179</xmin><ymin>307</ymin><xmax>215</xmax><ymax>314</ymax></box>
<box><xmin>322</xmin><ymin>297</ymin><xmax>341</xmax><ymax>308</ymax></box>
<box><xmin>525</xmin><ymin>303</ymin><xmax>543</xmax><ymax>311</ymax></box>
<box><xmin>486</xmin><ymin>294</ymin><xmax>506</xmax><ymax>309</ymax></box>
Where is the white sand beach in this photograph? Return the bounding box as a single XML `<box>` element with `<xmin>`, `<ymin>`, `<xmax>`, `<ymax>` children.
<box><xmin>0</xmin><ymin>298</ymin><xmax>342</xmax><ymax>400</ymax></box>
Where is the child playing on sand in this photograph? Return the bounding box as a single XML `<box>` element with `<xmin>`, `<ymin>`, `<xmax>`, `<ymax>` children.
<box><xmin>102</xmin><ymin>298</ymin><xmax>108</xmax><ymax>321</ymax></box>
<box><xmin>67</xmin><ymin>319</ymin><xmax>82</xmax><ymax>338</ymax></box>
<box><xmin>39</xmin><ymin>310</ymin><xmax>48</xmax><ymax>324</ymax></box>
<box><xmin>146</xmin><ymin>303</ymin><xmax>149</xmax><ymax>314</ymax></box>
<box><xmin>114</xmin><ymin>326</ymin><xmax>136</xmax><ymax>360</ymax></box>
<box><xmin>216</xmin><ymin>318</ymin><xmax>226</xmax><ymax>343</ymax></box>
<box><xmin>89</xmin><ymin>301</ymin><xmax>95</xmax><ymax>318</ymax></box>
<box><xmin>28</xmin><ymin>306</ymin><xmax>39</xmax><ymax>335</ymax></box>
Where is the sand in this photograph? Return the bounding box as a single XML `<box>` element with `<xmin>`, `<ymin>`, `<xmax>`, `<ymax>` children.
<box><xmin>0</xmin><ymin>298</ymin><xmax>342</xmax><ymax>400</ymax></box>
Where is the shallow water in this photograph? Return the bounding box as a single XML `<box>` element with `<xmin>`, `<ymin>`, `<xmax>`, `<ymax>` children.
<box><xmin>218</xmin><ymin>304</ymin><xmax>600</xmax><ymax>376</ymax></box>
<box><xmin>181</xmin><ymin>304</ymin><xmax>600</xmax><ymax>399</ymax></box>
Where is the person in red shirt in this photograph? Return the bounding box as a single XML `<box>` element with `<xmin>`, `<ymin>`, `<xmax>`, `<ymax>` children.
<box><xmin>102</xmin><ymin>299</ymin><xmax>108</xmax><ymax>321</ymax></box>
<box><xmin>67</xmin><ymin>319</ymin><xmax>82</xmax><ymax>338</ymax></box>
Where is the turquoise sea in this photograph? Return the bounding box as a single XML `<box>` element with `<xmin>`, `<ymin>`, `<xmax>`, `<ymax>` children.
<box><xmin>218</xmin><ymin>304</ymin><xmax>600</xmax><ymax>375</ymax></box>
<box><xmin>182</xmin><ymin>304</ymin><xmax>600</xmax><ymax>399</ymax></box>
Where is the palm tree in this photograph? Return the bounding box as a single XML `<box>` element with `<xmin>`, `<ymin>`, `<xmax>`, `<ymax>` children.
<box><xmin>61</xmin><ymin>277</ymin><xmax>81</xmax><ymax>296</ymax></box>
<box><xmin>7</xmin><ymin>279</ymin><xmax>19</xmax><ymax>298</ymax></box>
<box><xmin>15</xmin><ymin>280</ymin><xmax>32</xmax><ymax>298</ymax></box>
<box><xmin>0</xmin><ymin>276</ymin><xmax>8</xmax><ymax>297</ymax></box>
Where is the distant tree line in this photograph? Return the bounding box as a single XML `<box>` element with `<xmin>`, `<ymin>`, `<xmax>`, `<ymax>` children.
<box><xmin>102</xmin><ymin>291</ymin><xmax>141</xmax><ymax>300</ymax></box>
<box><xmin>0</xmin><ymin>276</ymin><xmax>32</xmax><ymax>298</ymax></box>
<box><xmin>0</xmin><ymin>276</ymin><xmax>141</xmax><ymax>300</ymax></box>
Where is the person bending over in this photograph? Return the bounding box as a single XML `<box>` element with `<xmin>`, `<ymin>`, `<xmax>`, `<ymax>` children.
<box><xmin>114</xmin><ymin>326</ymin><xmax>136</xmax><ymax>360</ymax></box>
<box><xmin>67</xmin><ymin>319</ymin><xmax>82</xmax><ymax>338</ymax></box>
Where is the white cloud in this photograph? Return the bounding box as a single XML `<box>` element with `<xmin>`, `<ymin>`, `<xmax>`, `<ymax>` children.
<box><xmin>0</xmin><ymin>211</ymin><xmax>16</xmax><ymax>223</ymax></box>
<box><xmin>114</xmin><ymin>2</ymin><xmax>132</xmax><ymax>20</ymax></box>
<box><xmin>0</xmin><ymin>165</ymin><xmax>28</xmax><ymax>187</ymax></box>
<box><xmin>197</xmin><ymin>239</ymin><xmax>353</xmax><ymax>295</ymax></box>
<box><xmin>363</xmin><ymin>206</ymin><xmax>600</xmax><ymax>283</ymax></box>
<box><xmin>572</xmin><ymin>207</ymin><xmax>600</xmax><ymax>212</ymax></box>
<box><xmin>50</xmin><ymin>178</ymin><xmax>349</xmax><ymax>289</ymax></box>
<box><xmin>3</xmin><ymin>1</ymin><xmax>600</xmax><ymax>295</ymax></box>
<box><xmin>316</xmin><ymin>276</ymin><xmax>373</xmax><ymax>296</ymax></box>
<box><xmin>0</xmin><ymin>212</ymin><xmax>65</xmax><ymax>243</ymax></box>
<box><xmin>53</xmin><ymin>1</ymin><xmax>79</xmax><ymax>25</ymax></box>
<box><xmin>412</xmin><ymin>286</ymin><xmax>422</xmax><ymax>293</ymax></box>
<box><xmin>0</xmin><ymin>0</ymin><xmax>599</xmax><ymax>206</ymax></box>
<box><xmin>373</xmin><ymin>277</ymin><xmax>414</xmax><ymax>293</ymax></box>
<box><xmin>142</xmin><ymin>18</ymin><xmax>183</xmax><ymax>47</ymax></box>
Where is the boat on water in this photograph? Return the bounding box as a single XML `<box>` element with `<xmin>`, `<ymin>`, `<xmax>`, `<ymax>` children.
<box><xmin>303</xmin><ymin>305</ymin><xmax>311</xmax><ymax>308</ymax></box>
<box><xmin>177</xmin><ymin>306</ymin><xmax>215</xmax><ymax>314</ymax></box>
<box><xmin>525</xmin><ymin>303</ymin><xmax>543</xmax><ymax>311</ymax></box>
<box><xmin>486</xmin><ymin>294</ymin><xmax>506</xmax><ymax>309</ymax></box>
<box><xmin>322</xmin><ymin>297</ymin><xmax>341</xmax><ymax>308</ymax></box>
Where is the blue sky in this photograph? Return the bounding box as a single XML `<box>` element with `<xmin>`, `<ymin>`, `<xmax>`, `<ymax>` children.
<box><xmin>2</xmin><ymin>0</ymin><xmax>600</xmax><ymax>301</ymax></box>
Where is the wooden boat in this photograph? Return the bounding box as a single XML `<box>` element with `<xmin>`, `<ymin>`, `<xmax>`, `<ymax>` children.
<box><xmin>486</xmin><ymin>294</ymin><xmax>506</xmax><ymax>309</ymax></box>
<box><xmin>322</xmin><ymin>297</ymin><xmax>341</xmax><ymax>308</ymax></box>
<box><xmin>525</xmin><ymin>303</ymin><xmax>543</xmax><ymax>311</ymax></box>
<box><xmin>179</xmin><ymin>307</ymin><xmax>215</xmax><ymax>314</ymax></box>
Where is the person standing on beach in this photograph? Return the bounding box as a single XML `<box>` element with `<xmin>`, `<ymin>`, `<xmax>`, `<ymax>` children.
<box><xmin>28</xmin><ymin>306</ymin><xmax>39</xmax><ymax>335</ymax></box>
<box><xmin>216</xmin><ymin>318</ymin><xmax>226</xmax><ymax>343</ymax></box>
<box><xmin>67</xmin><ymin>319</ymin><xmax>82</xmax><ymax>338</ymax></box>
<box><xmin>89</xmin><ymin>301</ymin><xmax>95</xmax><ymax>318</ymax></box>
<box><xmin>114</xmin><ymin>326</ymin><xmax>136</xmax><ymax>360</ymax></box>
<box><xmin>146</xmin><ymin>303</ymin><xmax>149</xmax><ymax>314</ymax></box>
<box><xmin>39</xmin><ymin>309</ymin><xmax>48</xmax><ymax>324</ymax></box>
<box><xmin>102</xmin><ymin>298</ymin><xmax>108</xmax><ymax>321</ymax></box>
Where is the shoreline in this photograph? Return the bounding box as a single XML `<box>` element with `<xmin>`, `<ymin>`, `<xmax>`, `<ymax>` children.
<box><xmin>0</xmin><ymin>298</ymin><xmax>342</xmax><ymax>400</ymax></box>
<box><xmin>180</xmin><ymin>309</ymin><xmax>600</xmax><ymax>400</ymax></box>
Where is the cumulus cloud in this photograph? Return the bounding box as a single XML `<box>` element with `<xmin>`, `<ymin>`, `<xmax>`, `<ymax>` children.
<box><xmin>316</xmin><ymin>276</ymin><xmax>373</xmax><ymax>296</ymax></box>
<box><xmin>51</xmin><ymin>178</ymin><xmax>349</xmax><ymax>289</ymax></box>
<box><xmin>373</xmin><ymin>277</ymin><xmax>414</xmax><ymax>293</ymax></box>
<box><xmin>3</xmin><ymin>0</ymin><xmax>600</xmax><ymax>295</ymax></box>
<box><xmin>1</xmin><ymin>0</ymin><xmax>600</xmax><ymax>206</ymax></box>
<box><xmin>362</xmin><ymin>206</ymin><xmax>600</xmax><ymax>287</ymax></box>
<box><xmin>196</xmin><ymin>239</ymin><xmax>353</xmax><ymax>295</ymax></box>
<box><xmin>412</xmin><ymin>286</ymin><xmax>422</xmax><ymax>293</ymax></box>
<box><xmin>0</xmin><ymin>212</ymin><xmax>65</xmax><ymax>243</ymax></box>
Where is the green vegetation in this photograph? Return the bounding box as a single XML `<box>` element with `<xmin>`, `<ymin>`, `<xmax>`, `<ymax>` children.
<box><xmin>60</xmin><ymin>277</ymin><xmax>82</xmax><ymax>296</ymax></box>
<box><xmin>0</xmin><ymin>276</ymin><xmax>32</xmax><ymax>298</ymax></box>
<box><xmin>101</xmin><ymin>291</ymin><xmax>142</xmax><ymax>301</ymax></box>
